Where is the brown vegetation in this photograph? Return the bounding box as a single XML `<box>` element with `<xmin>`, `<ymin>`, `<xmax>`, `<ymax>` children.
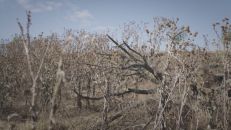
<box><xmin>0</xmin><ymin>13</ymin><xmax>231</xmax><ymax>130</ymax></box>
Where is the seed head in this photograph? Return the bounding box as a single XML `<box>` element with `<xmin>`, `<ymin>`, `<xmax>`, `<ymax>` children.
<box><xmin>146</xmin><ymin>29</ymin><xmax>149</xmax><ymax>34</ymax></box>
<box><xmin>193</xmin><ymin>32</ymin><xmax>198</xmax><ymax>37</ymax></box>
<box><xmin>176</xmin><ymin>17</ymin><xmax>179</xmax><ymax>21</ymax></box>
<box><xmin>184</xmin><ymin>26</ymin><xmax>190</xmax><ymax>33</ymax></box>
<box><xmin>212</xmin><ymin>23</ymin><xmax>216</xmax><ymax>28</ymax></box>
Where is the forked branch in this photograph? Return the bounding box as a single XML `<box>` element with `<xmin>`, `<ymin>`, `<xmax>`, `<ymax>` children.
<box><xmin>107</xmin><ymin>34</ymin><xmax>163</xmax><ymax>83</ymax></box>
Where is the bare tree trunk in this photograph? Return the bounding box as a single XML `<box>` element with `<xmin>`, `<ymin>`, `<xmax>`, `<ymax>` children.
<box><xmin>17</xmin><ymin>11</ymin><xmax>49</xmax><ymax>130</ymax></box>
<box><xmin>48</xmin><ymin>58</ymin><xmax>65</xmax><ymax>130</ymax></box>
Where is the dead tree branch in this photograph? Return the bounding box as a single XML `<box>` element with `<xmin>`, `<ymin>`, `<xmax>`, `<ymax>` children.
<box><xmin>73</xmin><ymin>87</ymin><xmax>157</xmax><ymax>101</ymax></box>
<box><xmin>107</xmin><ymin>35</ymin><xmax>163</xmax><ymax>83</ymax></box>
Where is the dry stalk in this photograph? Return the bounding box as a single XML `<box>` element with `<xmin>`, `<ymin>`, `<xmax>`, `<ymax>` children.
<box><xmin>176</xmin><ymin>75</ymin><xmax>190</xmax><ymax>129</ymax></box>
<box><xmin>213</xmin><ymin>18</ymin><xmax>231</xmax><ymax>130</ymax></box>
<box><xmin>153</xmin><ymin>74</ymin><xmax>179</xmax><ymax>129</ymax></box>
<box><xmin>101</xmin><ymin>74</ymin><xmax>110</xmax><ymax>130</ymax></box>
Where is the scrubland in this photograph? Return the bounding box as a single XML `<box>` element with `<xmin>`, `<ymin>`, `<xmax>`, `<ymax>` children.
<box><xmin>0</xmin><ymin>12</ymin><xmax>231</xmax><ymax>130</ymax></box>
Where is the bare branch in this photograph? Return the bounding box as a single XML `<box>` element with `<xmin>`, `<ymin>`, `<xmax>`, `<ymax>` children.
<box><xmin>73</xmin><ymin>87</ymin><xmax>156</xmax><ymax>101</ymax></box>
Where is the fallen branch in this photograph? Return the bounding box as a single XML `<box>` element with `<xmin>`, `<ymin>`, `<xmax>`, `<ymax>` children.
<box><xmin>73</xmin><ymin>87</ymin><xmax>157</xmax><ymax>100</ymax></box>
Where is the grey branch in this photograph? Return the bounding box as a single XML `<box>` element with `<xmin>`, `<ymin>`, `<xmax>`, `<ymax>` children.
<box><xmin>73</xmin><ymin>88</ymin><xmax>156</xmax><ymax>101</ymax></box>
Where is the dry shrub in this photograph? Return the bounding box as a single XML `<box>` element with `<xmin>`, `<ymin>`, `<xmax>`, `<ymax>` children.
<box><xmin>0</xmin><ymin>14</ymin><xmax>231</xmax><ymax>130</ymax></box>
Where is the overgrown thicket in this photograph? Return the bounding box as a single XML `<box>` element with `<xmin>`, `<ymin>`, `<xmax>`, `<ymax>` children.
<box><xmin>0</xmin><ymin>13</ymin><xmax>231</xmax><ymax>130</ymax></box>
